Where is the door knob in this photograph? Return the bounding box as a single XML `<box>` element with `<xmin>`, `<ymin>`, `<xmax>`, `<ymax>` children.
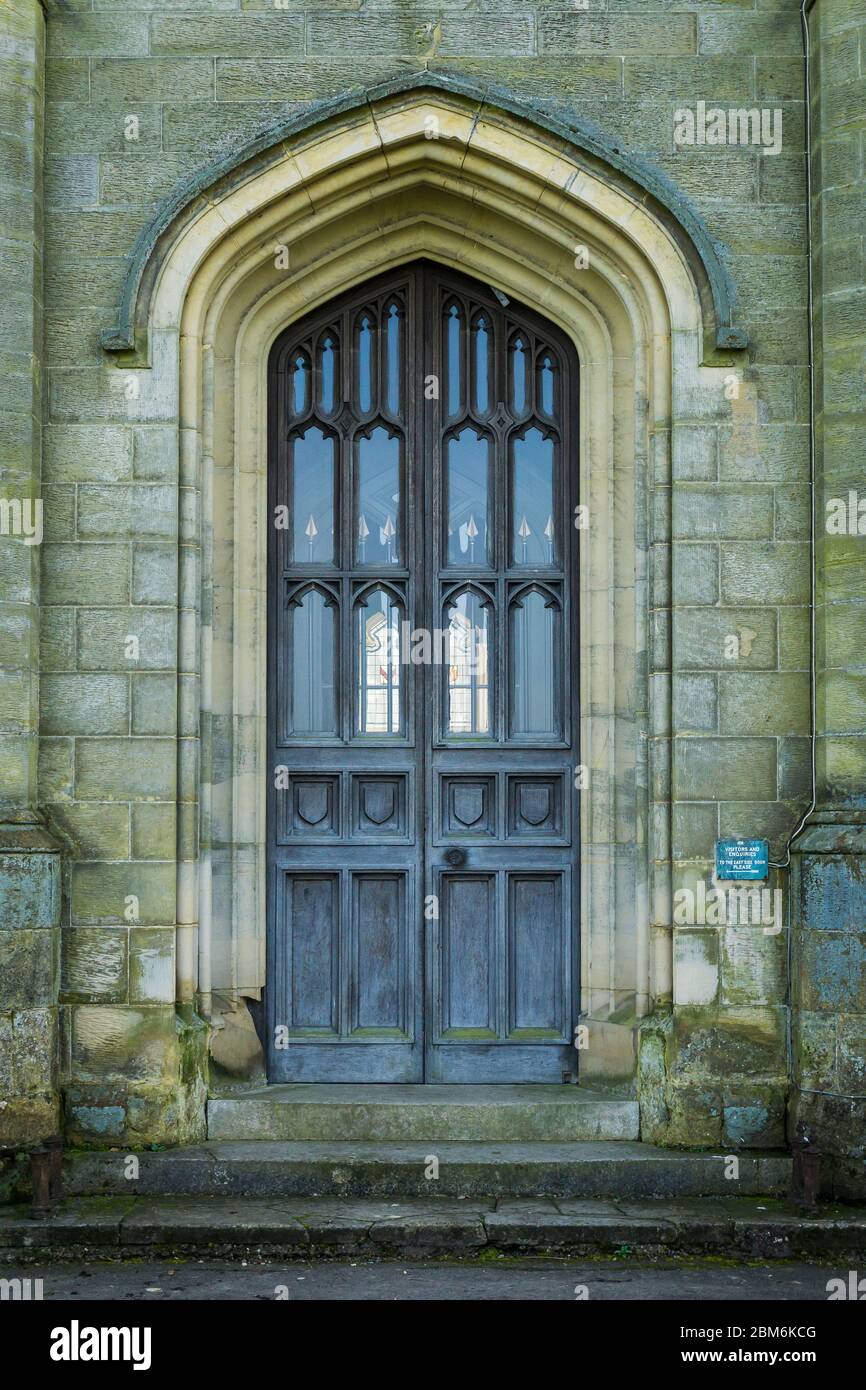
<box><xmin>444</xmin><ymin>847</ymin><xmax>467</xmax><ymax>868</ymax></box>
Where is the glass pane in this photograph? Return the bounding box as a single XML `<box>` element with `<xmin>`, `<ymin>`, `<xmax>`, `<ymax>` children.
<box><xmin>446</xmin><ymin>302</ymin><xmax>463</xmax><ymax>419</ymax></box>
<box><xmin>509</xmin><ymin>336</ymin><xmax>528</xmax><ymax>416</ymax></box>
<box><xmin>357</xmin><ymin>312</ymin><xmax>375</xmax><ymax>414</ymax></box>
<box><xmin>291</xmin><ymin>426</ymin><xmax>335</xmax><ymax>564</ymax></box>
<box><xmin>291</xmin><ymin>590</ymin><xmax>336</xmax><ymax>735</ymax></box>
<box><xmin>446</xmin><ymin>428</ymin><xmax>491</xmax><ymax>567</ymax></box>
<box><xmin>356</xmin><ymin>588</ymin><xmax>401</xmax><ymax>735</ymax></box>
<box><xmin>512</xmin><ymin>427</ymin><xmax>556</xmax><ymax>566</ymax></box>
<box><xmin>537</xmin><ymin>352</ymin><xmax>556</xmax><ymax>417</ymax></box>
<box><xmin>317</xmin><ymin>333</ymin><xmax>338</xmax><ymax>415</ymax></box>
<box><xmin>356</xmin><ymin>427</ymin><xmax>401</xmax><ymax>565</ymax></box>
<box><xmin>471</xmin><ymin>313</ymin><xmax>491</xmax><ymax>415</ymax></box>
<box><xmin>510</xmin><ymin>590</ymin><xmax>557</xmax><ymax>736</ymax></box>
<box><xmin>385</xmin><ymin>301</ymin><xmax>401</xmax><ymax>416</ymax></box>
<box><xmin>447</xmin><ymin>590</ymin><xmax>491</xmax><ymax>735</ymax></box>
<box><xmin>290</xmin><ymin>351</ymin><xmax>310</xmax><ymax>417</ymax></box>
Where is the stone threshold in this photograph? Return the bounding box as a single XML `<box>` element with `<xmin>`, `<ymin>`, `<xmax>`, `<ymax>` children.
<box><xmin>2</xmin><ymin>1196</ymin><xmax>864</xmax><ymax>1262</ymax></box>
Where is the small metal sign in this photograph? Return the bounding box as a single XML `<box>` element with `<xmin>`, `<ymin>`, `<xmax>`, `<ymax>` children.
<box><xmin>715</xmin><ymin>838</ymin><xmax>769</xmax><ymax>881</ymax></box>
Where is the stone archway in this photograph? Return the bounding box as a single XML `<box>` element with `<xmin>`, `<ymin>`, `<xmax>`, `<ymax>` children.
<box><xmin>102</xmin><ymin>74</ymin><xmax>745</xmax><ymax>1087</ymax></box>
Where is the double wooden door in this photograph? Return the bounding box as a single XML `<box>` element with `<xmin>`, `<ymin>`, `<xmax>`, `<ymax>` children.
<box><xmin>267</xmin><ymin>261</ymin><xmax>579</xmax><ymax>1082</ymax></box>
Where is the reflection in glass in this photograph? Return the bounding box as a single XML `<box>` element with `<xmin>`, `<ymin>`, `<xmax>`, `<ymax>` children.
<box><xmin>472</xmin><ymin>314</ymin><xmax>491</xmax><ymax>416</ymax></box>
<box><xmin>291</xmin><ymin>427</ymin><xmax>335</xmax><ymax>564</ymax></box>
<box><xmin>357</xmin><ymin>588</ymin><xmax>401</xmax><ymax>735</ymax></box>
<box><xmin>447</xmin><ymin>428</ymin><xmax>491</xmax><ymax>567</ymax></box>
<box><xmin>356</xmin><ymin>427</ymin><xmax>401</xmax><ymax>565</ymax></box>
<box><xmin>446</xmin><ymin>590</ymin><xmax>491</xmax><ymax>735</ymax></box>
<box><xmin>510</xmin><ymin>336</ymin><xmax>528</xmax><ymax>416</ymax></box>
<box><xmin>291</xmin><ymin>352</ymin><xmax>310</xmax><ymax>417</ymax></box>
<box><xmin>512</xmin><ymin>428</ymin><xmax>555</xmax><ymax>566</ymax></box>
<box><xmin>446</xmin><ymin>303</ymin><xmax>462</xmax><ymax>419</ymax></box>
<box><xmin>385</xmin><ymin>302</ymin><xmax>401</xmax><ymax>416</ymax></box>
<box><xmin>538</xmin><ymin>353</ymin><xmax>556</xmax><ymax>416</ymax></box>
<box><xmin>510</xmin><ymin>590</ymin><xmax>557</xmax><ymax>736</ymax></box>
<box><xmin>317</xmin><ymin>334</ymin><xmax>338</xmax><ymax>414</ymax></box>
<box><xmin>291</xmin><ymin>590</ymin><xmax>336</xmax><ymax>735</ymax></box>
<box><xmin>357</xmin><ymin>313</ymin><xmax>375</xmax><ymax>414</ymax></box>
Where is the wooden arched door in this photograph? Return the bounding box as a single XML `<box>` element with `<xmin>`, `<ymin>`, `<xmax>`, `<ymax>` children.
<box><xmin>267</xmin><ymin>261</ymin><xmax>580</xmax><ymax>1082</ymax></box>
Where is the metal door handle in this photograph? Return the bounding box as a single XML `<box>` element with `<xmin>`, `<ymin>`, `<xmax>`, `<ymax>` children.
<box><xmin>444</xmin><ymin>847</ymin><xmax>467</xmax><ymax>868</ymax></box>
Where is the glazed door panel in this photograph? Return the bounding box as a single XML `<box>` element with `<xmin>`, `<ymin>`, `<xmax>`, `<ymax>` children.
<box><xmin>267</xmin><ymin>262</ymin><xmax>579</xmax><ymax>1082</ymax></box>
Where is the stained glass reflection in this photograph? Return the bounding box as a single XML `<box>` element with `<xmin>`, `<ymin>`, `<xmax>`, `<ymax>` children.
<box><xmin>447</xmin><ymin>590</ymin><xmax>491</xmax><ymax>735</ymax></box>
<box><xmin>512</xmin><ymin>428</ymin><xmax>555</xmax><ymax>567</ymax></box>
<box><xmin>385</xmin><ymin>302</ymin><xmax>401</xmax><ymax>416</ymax></box>
<box><xmin>446</xmin><ymin>303</ymin><xmax>462</xmax><ymax>419</ymax></box>
<box><xmin>357</xmin><ymin>313</ymin><xmax>375</xmax><ymax>414</ymax></box>
<box><xmin>357</xmin><ymin>588</ymin><xmax>401</xmax><ymax>735</ymax></box>
<box><xmin>291</xmin><ymin>427</ymin><xmax>335</xmax><ymax>564</ymax></box>
<box><xmin>447</xmin><ymin>428</ymin><xmax>491</xmax><ymax>567</ymax></box>
<box><xmin>317</xmin><ymin>334</ymin><xmax>338</xmax><ymax>415</ymax></box>
<box><xmin>510</xmin><ymin>590</ymin><xmax>556</xmax><ymax>736</ymax></box>
<box><xmin>291</xmin><ymin>589</ymin><xmax>336</xmax><ymax>735</ymax></box>
<box><xmin>356</xmin><ymin>427</ymin><xmax>401</xmax><ymax>565</ymax></box>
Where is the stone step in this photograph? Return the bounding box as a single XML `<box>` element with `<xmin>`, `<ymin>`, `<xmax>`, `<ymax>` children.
<box><xmin>64</xmin><ymin>1140</ymin><xmax>790</xmax><ymax>1200</ymax></box>
<box><xmin>207</xmin><ymin>1084</ymin><xmax>640</xmax><ymax>1142</ymax></box>
<box><xmin>3</xmin><ymin>1194</ymin><xmax>862</xmax><ymax>1262</ymax></box>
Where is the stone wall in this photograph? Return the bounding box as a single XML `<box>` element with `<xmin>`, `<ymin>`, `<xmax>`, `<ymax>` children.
<box><xmin>787</xmin><ymin>0</ymin><xmax>866</xmax><ymax>1195</ymax></box>
<box><xmin>21</xmin><ymin>0</ymin><xmax>821</xmax><ymax>1146</ymax></box>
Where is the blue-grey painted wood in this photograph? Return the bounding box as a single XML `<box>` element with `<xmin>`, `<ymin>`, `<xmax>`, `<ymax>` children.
<box><xmin>267</xmin><ymin>262</ymin><xmax>579</xmax><ymax>1083</ymax></box>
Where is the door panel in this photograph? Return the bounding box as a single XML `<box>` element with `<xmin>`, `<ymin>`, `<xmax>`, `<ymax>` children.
<box><xmin>267</xmin><ymin>262</ymin><xmax>578</xmax><ymax>1083</ymax></box>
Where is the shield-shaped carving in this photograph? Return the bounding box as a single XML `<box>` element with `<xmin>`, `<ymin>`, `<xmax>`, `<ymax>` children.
<box><xmin>363</xmin><ymin>781</ymin><xmax>395</xmax><ymax>826</ymax></box>
<box><xmin>453</xmin><ymin>784</ymin><xmax>484</xmax><ymax>827</ymax></box>
<box><xmin>297</xmin><ymin>782</ymin><xmax>329</xmax><ymax>826</ymax></box>
<box><xmin>518</xmin><ymin>783</ymin><xmax>551</xmax><ymax>827</ymax></box>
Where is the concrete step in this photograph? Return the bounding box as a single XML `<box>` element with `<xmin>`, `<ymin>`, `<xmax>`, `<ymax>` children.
<box><xmin>64</xmin><ymin>1140</ymin><xmax>791</xmax><ymax>1200</ymax></box>
<box><xmin>3</xmin><ymin>1194</ymin><xmax>863</xmax><ymax>1262</ymax></box>
<box><xmin>207</xmin><ymin>1084</ymin><xmax>640</xmax><ymax>1142</ymax></box>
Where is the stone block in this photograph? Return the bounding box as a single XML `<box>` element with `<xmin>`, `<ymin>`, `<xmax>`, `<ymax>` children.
<box><xmin>719</xmin><ymin>671</ymin><xmax>810</xmax><ymax>735</ymax></box>
<box><xmin>44</xmin><ymin>425</ymin><xmax>133</xmax><ymax>483</ymax></box>
<box><xmin>720</xmin><ymin>541</ymin><xmax>809</xmax><ymax>604</ymax></box>
<box><xmin>800</xmin><ymin>931</ymin><xmax>866</xmax><ymax>1013</ymax></box>
<box><xmin>674</xmin><ymin>929</ymin><xmax>719</xmax><ymax>1006</ymax></box>
<box><xmin>672</xmin><ymin>801</ymin><xmax>718</xmax><ymax>861</ymax></box>
<box><xmin>674</xmin><ymin>608</ymin><xmax>778</xmax><ymax>670</ymax></box>
<box><xmin>0</xmin><ymin>928</ymin><xmax>57</xmax><ymax>1010</ymax></box>
<box><xmin>61</xmin><ymin>926</ymin><xmax>128</xmax><ymax>1003</ymax></box>
<box><xmin>673</xmin><ymin>673</ymin><xmax>717</xmax><ymax>733</ymax></box>
<box><xmin>673</xmin><ymin>487</ymin><xmax>774</xmax><ymax>541</ymax></box>
<box><xmin>131</xmin><ymin>674</ymin><xmax>177</xmax><ymax>736</ymax></box>
<box><xmin>151</xmin><ymin>15</ymin><xmax>304</xmax><ymax>55</ymax></box>
<box><xmin>0</xmin><ymin>850</ymin><xmax>60</xmax><ymax>930</ymax></box>
<box><xmin>132</xmin><ymin>545</ymin><xmax>178</xmax><ymax>605</ymax></box>
<box><xmin>720</xmin><ymin>926</ymin><xmax>785</xmax><ymax>1007</ymax></box>
<box><xmin>40</xmin><ymin>674</ymin><xmax>129</xmax><ymax>736</ymax></box>
<box><xmin>47</xmin><ymin>803</ymin><xmax>130</xmax><ymax>861</ymax></box>
<box><xmin>74</xmin><ymin>738</ymin><xmax>176</xmax><ymax>801</ymax></box>
<box><xmin>71</xmin><ymin>862</ymin><xmax>176</xmax><ymax>925</ymax></box>
<box><xmin>77</xmin><ymin>609</ymin><xmax>176</xmax><ymax>673</ymax></box>
<box><xmin>129</xmin><ymin>927</ymin><xmax>174</xmax><ymax>1005</ymax></box>
<box><xmin>77</xmin><ymin>485</ymin><xmax>177</xmax><ymax>540</ymax></box>
<box><xmin>131</xmin><ymin>803</ymin><xmax>176</xmax><ymax>862</ymax></box>
<box><xmin>42</xmin><ymin>543</ymin><xmax>130</xmax><ymax>606</ymax></box>
<box><xmin>674</xmin><ymin>737</ymin><xmax>777</xmax><ymax>801</ymax></box>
